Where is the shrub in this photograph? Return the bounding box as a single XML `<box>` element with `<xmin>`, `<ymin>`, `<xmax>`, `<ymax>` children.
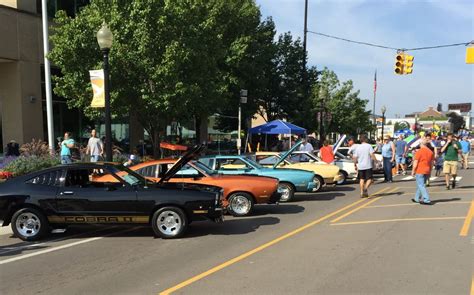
<box><xmin>0</xmin><ymin>156</ymin><xmax>17</xmax><ymax>170</ymax></box>
<box><xmin>4</xmin><ymin>156</ymin><xmax>60</xmax><ymax>177</ymax></box>
<box><xmin>20</xmin><ymin>139</ymin><xmax>51</xmax><ymax>157</ymax></box>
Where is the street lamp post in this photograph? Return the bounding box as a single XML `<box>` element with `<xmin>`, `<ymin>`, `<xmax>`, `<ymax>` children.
<box><xmin>381</xmin><ymin>105</ymin><xmax>387</xmax><ymax>139</ymax></box>
<box><xmin>238</xmin><ymin>90</ymin><xmax>248</xmax><ymax>155</ymax></box>
<box><xmin>318</xmin><ymin>87</ymin><xmax>326</xmax><ymax>141</ymax></box>
<box><xmin>96</xmin><ymin>22</ymin><xmax>114</xmax><ymax>161</ymax></box>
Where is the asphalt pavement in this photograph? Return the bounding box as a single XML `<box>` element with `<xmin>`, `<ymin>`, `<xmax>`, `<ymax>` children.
<box><xmin>1</xmin><ymin>158</ymin><xmax>473</xmax><ymax>295</ymax></box>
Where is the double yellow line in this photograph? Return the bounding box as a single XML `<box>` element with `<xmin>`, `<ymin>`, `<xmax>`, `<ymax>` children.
<box><xmin>159</xmin><ymin>186</ymin><xmax>392</xmax><ymax>295</ymax></box>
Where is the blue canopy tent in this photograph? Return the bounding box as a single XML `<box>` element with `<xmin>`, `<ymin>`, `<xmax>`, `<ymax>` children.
<box><xmin>247</xmin><ymin>119</ymin><xmax>307</xmax><ymax>151</ymax></box>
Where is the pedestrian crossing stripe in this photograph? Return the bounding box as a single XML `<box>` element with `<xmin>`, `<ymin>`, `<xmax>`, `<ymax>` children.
<box><xmin>455</xmin><ymin>177</ymin><xmax>463</xmax><ymax>181</ymax></box>
<box><xmin>429</xmin><ymin>177</ymin><xmax>437</xmax><ymax>181</ymax></box>
<box><xmin>402</xmin><ymin>176</ymin><xmax>414</xmax><ymax>180</ymax></box>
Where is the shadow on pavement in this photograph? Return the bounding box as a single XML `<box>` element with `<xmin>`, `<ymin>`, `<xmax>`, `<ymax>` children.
<box><xmin>329</xmin><ymin>186</ymin><xmax>356</xmax><ymax>192</ymax></box>
<box><xmin>296</xmin><ymin>192</ymin><xmax>346</xmax><ymax>202</ymax></box>
<box><xmin>376</xmin><ymin>191</ymin><xmax>404</xmax><ymax>197</ymax></box>
<box><xmin>186</xmin><ymin>216</ymin><xmax>280</xmax><ymax>238</ymax></box>
<box><xmin>249</xmin><ymin>204</ymin><xmax>305</xmax><ymax>216</ymax></box>
<box><xmin>431</xmin><ymin>198</ymin><xmax>462</xmax><ymax>204</ymax></box>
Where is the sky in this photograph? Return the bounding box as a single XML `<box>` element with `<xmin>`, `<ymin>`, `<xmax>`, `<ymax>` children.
<box><xmin>256</xmin><ymin>0</ymin><xmax>474</xmax><ymax>117</ymax></box>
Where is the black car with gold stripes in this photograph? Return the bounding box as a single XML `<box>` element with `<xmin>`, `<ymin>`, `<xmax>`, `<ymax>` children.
<box><xmin>0</xmin><ymin>146</ymin><xmax>224</xmax><ymax>241</ymax></box>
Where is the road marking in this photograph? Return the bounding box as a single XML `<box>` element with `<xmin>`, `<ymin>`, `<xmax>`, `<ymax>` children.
<box><xmin>401</xmin><ymin>176</ymin><xmax>414</xmax><ymax>181</ymax></box>
<box><xmin>366</xmin><ymin>201</ymin><xmax>472</xmax><ymax>208</ymax></box>
<box><xmin>460</xmin><ymin>199</ymin><xmax>474</xmax><ymax>237</ymax></box>
<box><xmin>158</xmin><ymin>197</ymin><xmax>371</xmax><ymax>295</ymax></box>
<box><xmin>0</xmin><ymin>226</ymin><xmax>142</xmax><ymax>265</ymax></box>
<box><xmin>399</xmin><ymin>190</ymin><xmax>474</xmax><ymax>195</ymax></box>
<box><xmin>429</xmin><ymin>176</ymin><xmax>438</xmax><ymax>181</ymax></box>
<box><xmin>330</xmin><ymin>197</ymin><xmax>382</xmax><ymax>223</ymax></box>
<box><xmin>0</xmin><ymin>227</ymin><xmax>116</xmax><ymax>255</ymax></box>
<box><xmin>471</xmin><ymin>275</ymin><xmax>474</xmax><ymax>295</ymax></box>
<box><xmin>332</xmin><ymin>216</ymin><xmax>466</xmax><ymax>226</ymax></box>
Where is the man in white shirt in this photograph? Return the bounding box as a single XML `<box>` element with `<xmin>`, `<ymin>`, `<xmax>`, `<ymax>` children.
<box><xmin>352</xmin><ymin>135</ymin><xmax>377</xmax><ymax>198</ymax></box>
<box><xmin>299</xmin><ymin>137</ymin><xmax>314</xmax><ymax>161</ymax></box>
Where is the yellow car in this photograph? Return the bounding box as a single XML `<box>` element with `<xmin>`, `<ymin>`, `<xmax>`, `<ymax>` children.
<box><xmin>254</xmin><ymin>148</ymin><xmax>342</xmax><ymax>191</ymax></box>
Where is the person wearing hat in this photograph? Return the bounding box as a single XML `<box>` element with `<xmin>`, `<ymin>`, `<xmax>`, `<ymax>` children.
<box><xmin>381</xmin><ymin>135</ymin><xmax>396</xmax><ymax>182</ymax></box>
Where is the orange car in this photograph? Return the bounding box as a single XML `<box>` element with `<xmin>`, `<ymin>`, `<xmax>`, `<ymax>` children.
<box><xmin>95</xmin><ymin>159</ymin><xmax>281</xmax><ymax>217</ymax></box>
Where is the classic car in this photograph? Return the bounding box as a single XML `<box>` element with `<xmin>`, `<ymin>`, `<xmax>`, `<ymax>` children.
<box><xmin>99</xmin><ymin>158</ymin><xmax>281</xmax><ymax>217</ymax></box>
<box><xmin>0</xmin><ymin>148</ymin><xmax>224</xmax><ymax>241</ymax></box>
<box><xmin>198</xmin><ymin>154</ymin><xmax>316</xmax><ymax>202</ymax></box>
<box><xmin>333</xmin><ymin>135</ymin><xmax>383</xmax><ymax>173</ymax></box>
<box><xmin>287</xmin><ymin>151</ymin><xmax>357</xmax><ymax>184</ymax></box>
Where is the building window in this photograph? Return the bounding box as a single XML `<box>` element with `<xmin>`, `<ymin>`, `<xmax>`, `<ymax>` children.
<box><xmin>36</xmin><ymin>0</ymin><xmax>90</xmax><ymax>18</ymax></box>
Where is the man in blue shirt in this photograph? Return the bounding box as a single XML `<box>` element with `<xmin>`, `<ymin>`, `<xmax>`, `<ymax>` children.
<box><xmin>460</xmin><ymin>136</ymin><xmax>471</xmax><ymax>169</ymax></box>
<box><xmin>60</xmin><ymin>132</ymin><xmax>75</xmax><ymax>164</ymax></box>
<box><xmin>395</xmin><ymin>135</ymin><xmax>408</xmax><ymax>175</ymax></box>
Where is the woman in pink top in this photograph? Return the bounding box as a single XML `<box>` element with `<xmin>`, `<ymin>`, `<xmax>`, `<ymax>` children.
<box><xmin>319</xmin><ymin>140</ymin><xmax>335</xmax><ymax>164</ymax></box>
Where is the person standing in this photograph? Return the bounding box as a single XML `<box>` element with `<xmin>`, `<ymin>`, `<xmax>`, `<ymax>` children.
<box><xmin>60</xmin><ymin>132</ymin><xmax>75</xmax><ymax>164</ymax></box>
<box><xmin>381</xmin><ymin>135</ymin><xmax>396</xmax><ymax>182</ymax></box>
<box><xmin>299</xmin><ymin>137</ymin><xmax>314</xmax><ymax>162</ymax></box>
<box><xmin>460</xmin><ymin>136</ymin><xmax>471</xmax><ymax>169</ymax></box>
<box><xmin>374</xmin><ymin>137</ymin><xmax>383</xmax><ymax>153</ymax></box>
<box><xmin>440</xmin><ymin>133</ymin><xmax>462</xmax><ymax>189</ymax></box>
<box><xmin>319</xmin><ymin>140</ymin><xmax>335</xmax><ymax>164</ymax></box>
<box><xmin>86</xmin><ymin>129</ymin><xmax>104</xmax><ymax>162</ymax></box>
<box><xmin>411</xmin><ymin>138</ymin><xmax>434</xmax><ymax>205</ymax></box>
<box><xmin>352</xmin><ymin>135</ymin><xmax>377</xmax><ymax>198</ymax></box>
<box><xmin>395</xmin><ymin>135</ymin><xmax>408</xmax><ymax>175</ymax></box>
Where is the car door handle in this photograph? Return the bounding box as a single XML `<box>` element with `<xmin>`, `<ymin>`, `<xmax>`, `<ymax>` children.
<box><xmin>60</xmin><ymin>191</ymin><xmax>74</xmax><ymax>196</ymax></box>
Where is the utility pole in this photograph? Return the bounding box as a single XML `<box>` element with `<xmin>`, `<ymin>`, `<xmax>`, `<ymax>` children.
<box><xmin>41</xmin><ymin>0</ymin><xmax>54</xmax><ymax>153</ymax></box>
<box><xmin>303</xmin><ymin>0</ymin><xmax>308</xmax><ymax>73</ymax></box>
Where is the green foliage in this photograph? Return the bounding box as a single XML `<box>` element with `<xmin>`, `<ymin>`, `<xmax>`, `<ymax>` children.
<box><xmin>20</xmin><ymin>139</ymin><xmax>51</xmax><ymax>157</ymax></box>
<box><xmin>49</xmin><ymin>0</ymin><xmax>263</xmax><ymax>152</ymax></box>
<box><xmin>394</xmin><ymin>121</ymin><xmax>410</xmax><ymax>131</ymax></box>
<box><xmin>4</xmin><ymin>156</ymin><xmax>60</xmax><ymax>177</ymax></box>
<box><xmin>311</xmin><ymin>68</ymin><xmax>373</xmax><ymax>137</ymax></box>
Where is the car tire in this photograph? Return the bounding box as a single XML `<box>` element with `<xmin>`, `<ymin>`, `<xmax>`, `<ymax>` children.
<box><xmin>152</xmin><ymin>207</ymin><xmax>187</xmax><ymax>239</ymax></box>
<box><xmin>313</xmin><ymin>175</ymin><xmax>324</xmax><ymax>192</ymax></box>
<box><xmin>278</xmin><ymin>182</ymin><xmax>295</xmax><ymax>202</ymax></box>
<box><xmin>227</xmin><ymin>192</ymin><xmax>254</xmax><ymax>217</ymax></box>
<box><xmin>11</xmin><ymin>207</ymin><xmax>50</xmax><ymax>241</ymax></box>
<box><xmin>337</xmin><ymin>171</ymin><xmax>348</xmax><ymax>185</ymax></box>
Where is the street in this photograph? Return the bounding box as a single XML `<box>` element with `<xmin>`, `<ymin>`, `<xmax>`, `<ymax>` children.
<box><xmin>0</xmin><ymin>159</ymin><xmax>473</xmax><ymax>295</ymax></box>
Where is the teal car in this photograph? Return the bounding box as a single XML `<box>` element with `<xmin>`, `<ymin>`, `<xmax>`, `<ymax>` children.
<box><xmin>199</xmin><ymin>151</ymin><xmax>316</xmax><ymax>202</ymax></box>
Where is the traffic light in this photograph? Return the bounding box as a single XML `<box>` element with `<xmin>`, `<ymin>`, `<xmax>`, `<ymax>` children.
<box><xmin>394</xmin><ymin>52</ymin><xmax>414</xmax><ymax>75</ymax></box>
<box><xmin>404</xmin><ymin>54</ymin><xmax>414</xmax><ymax>74</ymax></box>
<box><xmin>394</xmin><ymin>53</ymin><xmax>404</xmax><ymax>75</ymax></box>
<box><xmin>466</xmin><ymin>44</ymin><xmax>474</xmax><ymax>64</ymax></box>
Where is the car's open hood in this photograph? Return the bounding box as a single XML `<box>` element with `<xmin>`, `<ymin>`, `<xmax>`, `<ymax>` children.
<box><xmin>274</xmin><ymin>140</ymin><xmax>302</xmax><ymax>168</ymax></box>
<box><xmin>332</xmin><ymin>134</ymin><xmax>346</xmax><ymax>153</ymax></box>
<box><xmin>157</xmin><ymin>145</ymin><xmax>205</xmax><ymax>185</ymax></box>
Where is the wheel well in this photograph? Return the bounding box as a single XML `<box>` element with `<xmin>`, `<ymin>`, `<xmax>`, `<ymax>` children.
<box><xmin>314</xmin><ymin>175</ymin><xmax>325</xmax><ymax>185</ymax></box>
<box><xmin>340</xmin><ymin>170</ymin><xmax>348</xmax><ymax>177</ymax></box>
<box><xmin>149</xmin><ymin>203</ymin><xmax>189</xmax><ymax>225</ymax></box>
<box><xmin>227</xmin><ymin>191</ymin><xmax>256</xmax><ymax>204</ymax></box>
<box><xmin>3</xmin><ymin>203</ymin><xmax>45</xmax><ymax>226</ymax></box>
<box><xmin>279</xmin><ymin>181</ymin><xmax>296</xmax><ymax>192</ymax></box>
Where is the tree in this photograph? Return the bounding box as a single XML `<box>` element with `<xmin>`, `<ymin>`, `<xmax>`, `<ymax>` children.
<box><xmin>49</xmin><ymin>0</ymin><xmax>263</xmax><ymax>155</ymax></box>
<box><xmin>310</xmin><ymin>68</ymin><xmax>373</xmax><ymax>138</ymax></box>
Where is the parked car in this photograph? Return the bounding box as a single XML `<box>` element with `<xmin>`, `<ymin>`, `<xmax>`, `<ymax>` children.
<box><xmin>286</xmin><ymin>150</ymin><xmax>356</xmax><ymax>184</ymax></box>
<box><xmin>0</xmin><ymin>149</ymin><xmax>224</xmax><ymax>241</ymax></box>
<box><xmin>118</xmin><ymin>158</ymin><xmax>281</xmax><ymax>217</ymax></box>
<box><xmin>199</xmin><ymin>153</ymin><xmax>316</xmax><ymax>202</ymax></box>
<box><xmin>255</xmin><ymin>143</ymin><xmax>342</xmax><ymax>188</ymax></box>
<box><xmin>333</xmin><ymin>135</ymin><xmax>383</xmax><ymax>173</ymax></box>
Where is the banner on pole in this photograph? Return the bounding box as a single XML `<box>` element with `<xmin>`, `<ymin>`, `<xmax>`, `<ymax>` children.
<box><xmin>89</xmin><ymin>69</ymin><xmax>105</xmax><ymax>108</ymax></box>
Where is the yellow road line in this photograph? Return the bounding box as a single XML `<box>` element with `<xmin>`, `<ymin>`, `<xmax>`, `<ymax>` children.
<box><xmin>330</xmin><ymin>197</ymin><xmax>382</xmax><ymax>223</ymax></box>
<box><xmin>158</xmin><ymin>197</ymin><xmax>369</xmax><ymax>295</ymax></box>
<box><xmin>459</xmin><ymin>199</ymin><xmax>474</xmax><ymax>237</ymax></box>
<box><xmin>366</xmin><ymin>201</ymin><xmax>472</xmax><ymax>208</ymax></box>
<box><xmin>329</xmin><ymin>187</ymin><xmax>395</xmax><ymax>224</ymax></box>
<box><xmin>471</xmin><ymin>275</ymin><xmax>474</xmax><ymax>295</ymax></box>
<box><xmin>332</xmin><ymin>216</ymin><xmax>466</xmax><ymax>226</ymax></box>
<box><xmin>399</xmin><ymin>191</ymin><xmax>474</xmax><ymax>195</ymax></box>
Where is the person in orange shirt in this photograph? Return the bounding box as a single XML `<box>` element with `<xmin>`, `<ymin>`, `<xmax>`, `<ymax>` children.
<box><xmin>411</xmin><ymin>139</ymin><xmax>435</xmax><ymax>205</ymax></box>
<box><xmin>319</xmin><ymin>140</ymin><xmax>335</xmax><ymax>164</ymax></box>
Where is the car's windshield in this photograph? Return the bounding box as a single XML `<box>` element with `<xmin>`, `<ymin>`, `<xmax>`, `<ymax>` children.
<box><xmin>242</xmin><ymin>156</ymin><xmax>263</xmax><ymax>169</ymax></box>
<box><xmin>109</xmin><ymin>165</ymin><xmax>146</xmax><ymax>186</ymax></box>
<box><xmin>191</xmin><ymin>161</ymin><xmax>217</xmax><ymax>175</ymax></box>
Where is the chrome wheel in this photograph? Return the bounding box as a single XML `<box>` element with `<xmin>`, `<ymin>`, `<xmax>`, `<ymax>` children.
<box><xmin>337</xmin><ymin>171</ymin><xmax>347</xmax><ymax>185</ymax></box>
<box><xmin>157</xmin><ymin>211</ymin><xmax>182</xmax><ymax>237</ymax></box>
<box><xmin>278</xmin><ymin>183</ymin><xmax>292</xmax><ymax>202</ymax></box>
<box><xmin>313</xmin><ymin>176</ymin><xmax>323</xmax><ymax>192</ymax></box>
<box><xmin>15</xmin><ymin>212</ymin><xmax>41</xmax><ymax>238</ymax></box>
<box><xmin>229</xmin><ymin>195</ymin><xmax>252</xmax><ymax>215</ymax></box>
